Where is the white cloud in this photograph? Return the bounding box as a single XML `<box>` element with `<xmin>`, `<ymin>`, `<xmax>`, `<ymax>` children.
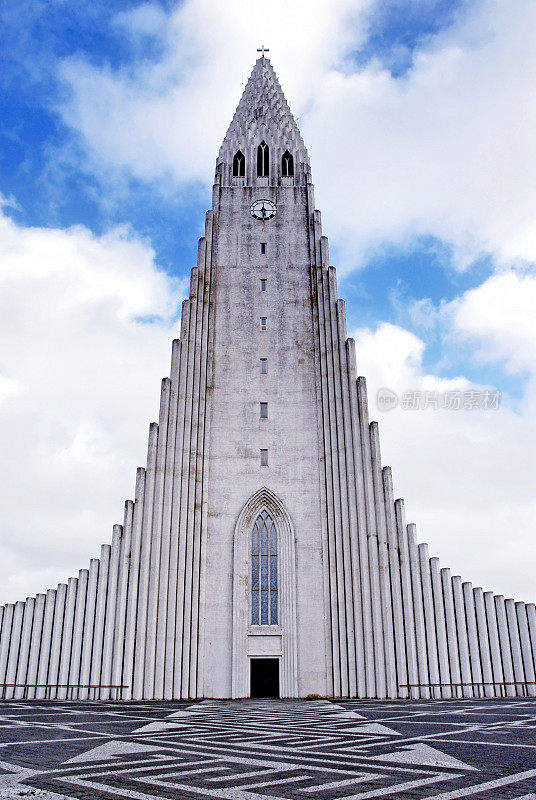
<box><xmin>0</xmin><ymin>207</ymin><xmax>185</xmax><ymax>602</ymax></box>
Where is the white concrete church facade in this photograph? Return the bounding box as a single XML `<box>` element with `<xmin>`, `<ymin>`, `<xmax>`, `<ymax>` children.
<box><xmin>1</xmin><ymin>58</ymin><xmax>535</xmax><ymax>701</ymax></box>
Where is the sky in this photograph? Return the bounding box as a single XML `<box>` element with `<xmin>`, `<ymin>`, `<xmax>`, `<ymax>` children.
<box><xmin>0</xmin><ymin>0</ymin><xmax>535</xmax><ymax>604</ymax></box>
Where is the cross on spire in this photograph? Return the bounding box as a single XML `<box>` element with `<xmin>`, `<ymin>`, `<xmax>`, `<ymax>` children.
<box><xmin>257</xmin><ymin>45</ymin><xmax>269</xmax><ymax>58</ymax></box>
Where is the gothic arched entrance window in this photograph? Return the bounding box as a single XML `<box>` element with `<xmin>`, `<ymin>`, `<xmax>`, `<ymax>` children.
<box><xmin>281</xmin><ymin>150</ymin><xmax>294</xmax><ymax>177</ymax></box>
<box><xmin>251</xmin><ymin>511</ymin><xmax>277</xmax><ymax>625</ymax></box>
<box><xmin>257</xmin><ymin>141</ymin><xmax>269</xmax><ymax>177</ymax></box>
<box><xmin>233</xmin><ymin>150</ymin><xmax>245</xmax><ymax>177</ymax></box>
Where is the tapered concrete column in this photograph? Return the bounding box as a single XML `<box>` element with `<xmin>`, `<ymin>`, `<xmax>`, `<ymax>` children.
<box><xmin>452</xmin><ymin>577</ymin><xmax>472</xmax><ymax>697</ymax></box>
<box><xmin>474</xmin><ymin>587</ymin><xmax>494</xmax><ymax>697</ymax></box>
<box><xmin>407</xmin><ymin>524</ymin><xmax>429</xmax><ymax>698</ymax></box>
<box><xmin>26</xmin><ymin>595</ymin><xmax>45</xmax><ymax>699</ymax></box>
<box><xmin>79</xmin><ymin>559</ymin><xmax>100</xmax><ymax>699</ymax></box>
<box><xmin>36</xmin><ymin>589</ymin><xmax>56</xmax><ymax>699</ymax></box>
<box><xmin>505</xmin><ymin>598</ymin><xmax>525</xmax><ymax>695</ymax></box>
<box><xmin>112</xmin><ymin>502</ymin><xmax>133</xmax><ymax>697</ymax></box>
<box><xmin>495</xmin><ymin>595</ymin><xmax>516</xmax><ymax>697</ymax></box>
<box><xmin>419</xmin><ymin>544</ymin><xmax>440</xmax><ymax>698</ymax></box>
<box><xmin>57</xmin><ymin>578</ymin><xmax>78</xmax><ymax>700</ymax></box>
<box><xmin>101</xmin><ymin>526</ymin><xmax>122</xmax><ymax>699</ymax></box>
<box><xmin>430</xmin><ymin>557</ymin><xmax>451</xmax><ymax>698</ymax></box>
<box><xmin>463</xmin><ymin>582</ymin><xmax>482</xmax><ymax>696</ymax></box>
<box><xmin>69</xmin><ymin>570</ymin><xmax>89</xmax><ymax>696</ymax></box>
<box><xmin>516</xmin><ymin>603</ymin><xmax>536</xmax><ymax>697</ymax></box>
<box><xmin>395</xmin><ymin>499</ymin><xmax>418</xmax><ymax>698</ymax></box>
<box><xmin>484</xmin><ymin>591</ymin><xmax>504</xmax><ymax>695</ymax></box>
<box><xmin>441</xmin><ymin>569</ymin><xmax>461</xmax><ymax>697</ymax></box>
<box><xmin>123</xmin><ymin>468</ymin><xmax>146</xmax><ymax>700</ymax></box>
<box><xmin>4</xmin><ymin>601</ymin><xmax>24</xmax><ymax>699</ymax></box>
<box><xmin>47</xmin><ymin>583</ymin><xmax>67</xmax><ymax>699</ymax></box>
<box><xmin>527</xmin><ymin>604</ymin><xmax>536</xmax><ymax>673</ymax></box>
<box><xmin>90</xmin><ymin>545</ymin><xmax>111</xmax><ymax>698</ymax></box>
<box><xmin>0</xmin><ymin>604</ymin><xmax>14</xmax><ymax>690</ymax></box>
<box><xmin>14</xmin><ymin>598</ymin><xmax>35</xmax><ymax>699</ymax></box>
<box><xmin>382</xmin><ymin>467</ymin><xmax>407</xmax><ymax>698</ymax></box>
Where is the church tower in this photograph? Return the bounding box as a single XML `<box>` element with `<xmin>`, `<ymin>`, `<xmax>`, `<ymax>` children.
<box><xmin>1</xmin><ymin>57</ymin><xmax>535</xmax><ymax>701</ymax></box>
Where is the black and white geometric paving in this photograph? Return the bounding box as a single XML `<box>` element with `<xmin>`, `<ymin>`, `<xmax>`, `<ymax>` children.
<box><xmin>0</xmin><ymin>699</ymin><xmax>536</xmax><ymax>799</ymax></box>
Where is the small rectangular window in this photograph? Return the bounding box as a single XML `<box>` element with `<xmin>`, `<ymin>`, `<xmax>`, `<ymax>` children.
<box><xmin>260</xmin><ymin>242</ymin><xmax>266</xmax><ymax>255</ymax></box>
<box><xmin>260</xmin><ymin>358</ymin><xmax>268</xmax><ymax>374</ymax></box>
<box><xmin>260</xmin><ymin>449</ymin><xmax>268</xmax><ymax>466</ymax></box>
<box><xmin>260</xmin><ymin>278</ymin><xmax>266</xmax><ymax>291</ymax></box>
<box><xmin>260</xmin><ymin>402</ymin><xmax>268</xmax><ymax>419</ymax></box>
<box><xmin>260</xmin><ymin>317</ymin><xmax>267</xmax><ymax>331</ymax></box>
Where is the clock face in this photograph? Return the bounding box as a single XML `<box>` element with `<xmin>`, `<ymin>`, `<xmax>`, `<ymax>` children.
<box><xmin>250</xmin><ymin>199</ymin><xmax>277</xmax><ymax>220</ymax></box>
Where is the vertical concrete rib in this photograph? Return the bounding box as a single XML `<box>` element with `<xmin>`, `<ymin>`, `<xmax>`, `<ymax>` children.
<box><xmin>0</xmin><ymin>604</ymin><xmax>14</xmax><ymax>691</ymax></box>
<box><xmin>463</xmin><ymin>582</ymin><xmax>482</xmax><ymax>696</ymax></box>
<box><xmin>441</xmin><ymin>569</ymin><xmax>461</xmax><ymax>698</ymax></box>
<box><xmin>68</xmin><ymin>571</ymin><xmax>88</xmax><ymax>697</ymax></box>
<box><xmin>123</xmin><ymin>468</ymin><xmax>146</xmax><ymax>700</ymax></box>
<box><xmin>26</xmin><ymin>595</ymin><xmax>45</xmax><ymax>700</ymax></box>
<box><xmin>4</xmin><ymin>601</ymin><xmax>24</xmax><ymax>699</ymax></box>
<box><xmin>79</xmin><ymin>559</ymin><xmax>99</xmax><ymax>699</ymax></box>
<box><xmin>407</xmin><ymin>525</ymin><xmax>429</xmax><ymax>698</ymax></box>
<box><xmin>90</xmin><ymin>545</ymin><xmax>111</xmax><ymax>697</ymax></box>
<box><xmin>419</xmin><ymin>545</ymin><xmax>440</xmax><ymax>698</ymax></box>
<box><xmin>527</xmin><ymin>604</ymin><xmax>536</xmax><ymax>675</ymax></box>
<box><xmin>382</xmin><ymin>468</ymin><xmax>407</xmax><ymax>698</ymax></box>
<box><xmin>516</xmin><ymin>602</ymin><xmax>535</xmax><ymax>696</ymax></box>
<box><xmin>395</xmin><ymin>499</ymin><xmax>418</xmax><ymax>698</ymax></box>
<box><xmin>112</xmin><ymin>501</ymin><xmax>133</xmax><ymax>696</ymax></box>
<box><xmin>57</xmin><ymin>578</ymin><xmax>77</xmax><ymax>700</ymax></box>
<box><xmin>484</xmin><ymin>591</ymin><xmax>504</xmax><ymax>696</ymax></box>
<box><xmin>14</xmin><ymin>598</ymin><xmax>35</xmax><ymax>699</ymax></box>
<box><xmin>495</xmin><ymin>595</ymin><xmax>516</xmax><ymax>697</ymax></box>
<box><xmin>505</xmin><ymin>598</ymin><xmax>525</xmax><ymax>694</ymax></box>
<box><xmin>47</xmin><ymin>583</ymin><xmax>67</xmax><ymax>699</ymax></box>
<box><xmin>101</xmin><ymin>526</ymin><xmax>122</xmax><ymax>699</ymax></box>
<box><xmin>452</xmin><ymin>576</ymin><xmax>473</xmax><ymax>698</ymax></box>
<box><xmin>144</xmin><ymin>380</ymin><xmax>171</xmax><ymax>698</ymax></box>
<box><xmin>474</xmin><ymin>587</ymin><xmax>493</xmax><ymax>698</ymax></box>
<box><xmin>35</xmin><ymin>589</ymin><xmax>56</xmax><ymax>699</ymax></box>
<box><xmin>430</xmin><ymin>557</ymin><xmax>451</xmax><ymax>698</ymax></box>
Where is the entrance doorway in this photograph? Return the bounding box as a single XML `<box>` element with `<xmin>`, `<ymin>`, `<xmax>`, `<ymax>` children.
<box><xmin>250</xmin><ymin>658</ymin><xmax>280</xmax><ymax>698</ymax></box>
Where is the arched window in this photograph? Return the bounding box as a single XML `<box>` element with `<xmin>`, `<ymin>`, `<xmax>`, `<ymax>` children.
<box><xmin>251</xmin><ymin>511</ymin><xmax>277</xmax><ymax>625</ymax></box>
<box><xmin>232</xmin><ymin>150</ymin><xmax>245</xmax><ymax>177</ymax></box>
<box><xmin>281</xmin><ymin>150</ymin><xmax>294</xmax><ymax>177</ymax></box>
<box><xmin>257</xmin><ymin>141</ymin><xmax>269</xmax><ymax>177</ymax></box>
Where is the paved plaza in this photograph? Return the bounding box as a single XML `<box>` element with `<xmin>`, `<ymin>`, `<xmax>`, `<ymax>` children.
<box><xmin>0</xmin><ymin>699</ymin><xmax>535</xmax><ymax>799</ymax></box>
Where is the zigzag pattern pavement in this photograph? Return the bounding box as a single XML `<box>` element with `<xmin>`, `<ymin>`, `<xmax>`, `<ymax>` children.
<box><xmin>0</xmin><ymin>698</ymin><xmax>535</xmax><ymax>799</ymax></box>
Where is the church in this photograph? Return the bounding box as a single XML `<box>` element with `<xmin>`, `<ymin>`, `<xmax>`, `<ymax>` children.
<box><xmin>0</xmin><ymin>57</ymin><xmax>535</xmax><ymax>701</ymax></box>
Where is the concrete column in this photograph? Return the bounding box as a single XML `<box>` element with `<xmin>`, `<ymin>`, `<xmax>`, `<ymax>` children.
<box><xmin>484</xmin><ymin>591</ymin><xmax>504</xmax><ymax>696</ymax></box>
<box><xmin>430</xmin><ymin>557</ymin><xmax>451</xmax><ymax>698</ymax></box>
<box><xmin>419</xmin><ymin>544</ymin><xmax>440</xmax><ymax>698</ymax></box>
<box><xmin>495</xmin><ymin>595</ymin><xmax>516</xmax><ymax>697</ymax></box>
<box><xmin>382</xmin><ymin>467</ymin><xmax>407</xmax><ymax>698</ymax></box>
<box><xmin>35</xmin><ymin>589</ymin><xmax>56</xmax><ymax>699</ymax></box>
<box><xmin>527</xmin><ymin>604</ymin><xmax>536</xmax><ymax>674</ymax></box>
<box><xmin>0</xmin><ymin>604</ymin><xmax>14</xmax><ymax>692</ymax></box>
<box><xmin>68</xmin><ymin>570</ymin><xmax>89</xmax><ymax>697</ymax></box>
<box><xmin>505</xmin><ymin>598</ymin><xmax>525</xmax><ymax>695</ymax></box>
<box><xmin>452</xmin><ymin>577</ymin><xmax>472</xmax><ymax>697</ymax></box>
<box><xmin>101</xmin><ymin>526</ymin><xmax>122</xmax><ymax>699</ymax></box>
<box><xmin>123</xmin><ymin>468</ymin><xmax>146</xmax><ymax>700</ymax></box>
<box><xmin>441</xmin><ymin>569</ymin><xmax>461</xmax><ymax>697</ymax></box>
<box><xmin>57</xmin><ymin>578</ymin><xmax>78</xmax><ymax>700</ymax></box>
<box><xmin>14</xmin><ymin>598</ymin><xmax>35</xmax><ymax>699</ymax></box>
<box><xmin>463</xmin><ymin>582</ymin><xmax>482</xmax><ymax>696</ymax></box>
<box><xmin>90</xmin><ymin>545</ymin><xmax>111</xmax><ymax>697</ymax></box>
<box><xmin>4</xmin><ymin>601</ymin><xmax>24</xmax><ymax>699</ymax></box>
<box><xmin>47</xmin><ymin>583</ymin><xmax>67</xmax><ymax>699</ymax></box>
<box><xmin>79</xmin><ymin>559</ymin><xmax>99</xmax><ymax>699</ymax></box>
<box><xmin>474</xmin><ymin>587</ymin><xmax>494</xmax><ymax>698</ymax></box>
<box><xmin>407</xmin><ymin>524</ymin><xmax>429</xmax><ymax>698</ymax></box>
<box><xmin>26</xmin><ymin>595</ymin><xmax>45</xmax><ymax>699</ymax></box>
<box><xmin>112</xmin><ymin>501</ymin><xmax>133</xmax><ymax>696</ymax></box>
<box><xmin>516</xmin><ymin>602</ymin><xmax>536</xmax><ymax>697</ymax></box>
<box><xmin>395</xmin><ymin>499</ymin><xmax>418</xmax><ymax>698</ymax></box>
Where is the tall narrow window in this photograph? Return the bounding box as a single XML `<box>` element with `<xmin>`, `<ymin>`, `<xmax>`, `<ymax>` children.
<box><xmin>260</xmin><ymin>242</ymin><xmax>266</xmax><ymax>255</ymax></box>
<box><xmin>257</xmin><ymin>141</ymin><xmax>269</xmax><ymax>177</ymax></box>
<box><xmin>260</xmin><ymin>402</ymin><xmax>268</xmax><ymax>419</ymax></box>
<box><xmin>260</xmin><ymin>317</ymin><xmax>267</xmax><ymax>331</ymax></box>
<box><xmin>251</xmin><ymin>511</ymin><xmax>278</xmax><ymax>625</ymax></box>
<box><xmin>260</xmin><ymin>278</ymin><xmax>266</xmax><ymax>291</ymax></box>
<box><xmin>233</xmin><ymin>150</ymin><xmax>245</xmax><ymax>177</ymax></box>
<box><xmin>281</xmin><ymin>150</ymin><xmax>294</xmax><ymax>177</ymax></box>
<box><xmin>260</xmin><ymin>358</ymin><xmax>268</xmax><ymax>374</ymax></box>
<box><xmin>260</xmin><ymin>449</ymin><xmax>268</xmax><ymax>467</ymax></box>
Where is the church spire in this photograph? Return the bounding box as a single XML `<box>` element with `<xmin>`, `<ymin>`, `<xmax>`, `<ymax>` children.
<box><xmin>216</xmin><ymin>57</ymin><xmax>309</xmax><ymax>187</ymax></box>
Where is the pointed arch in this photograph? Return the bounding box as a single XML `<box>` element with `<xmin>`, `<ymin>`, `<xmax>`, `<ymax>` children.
<box><xmin>281</xmin><ymin>150</ymin><xmax>294</xmax><ymax>177</ymax></box>
<box><xmin>232</xmin><ymin>487</ymin><xmax>297</xmax><ymax>698</ymax></box>
<box><xmin>232</xmin><ymin>150</ymin><xmax>245</xmax><ymax>177</ymax></box>
<box><xmin>257</xmin><ymin>141</ymin><xmax>269</xmax><ymax>177</ymax></box>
